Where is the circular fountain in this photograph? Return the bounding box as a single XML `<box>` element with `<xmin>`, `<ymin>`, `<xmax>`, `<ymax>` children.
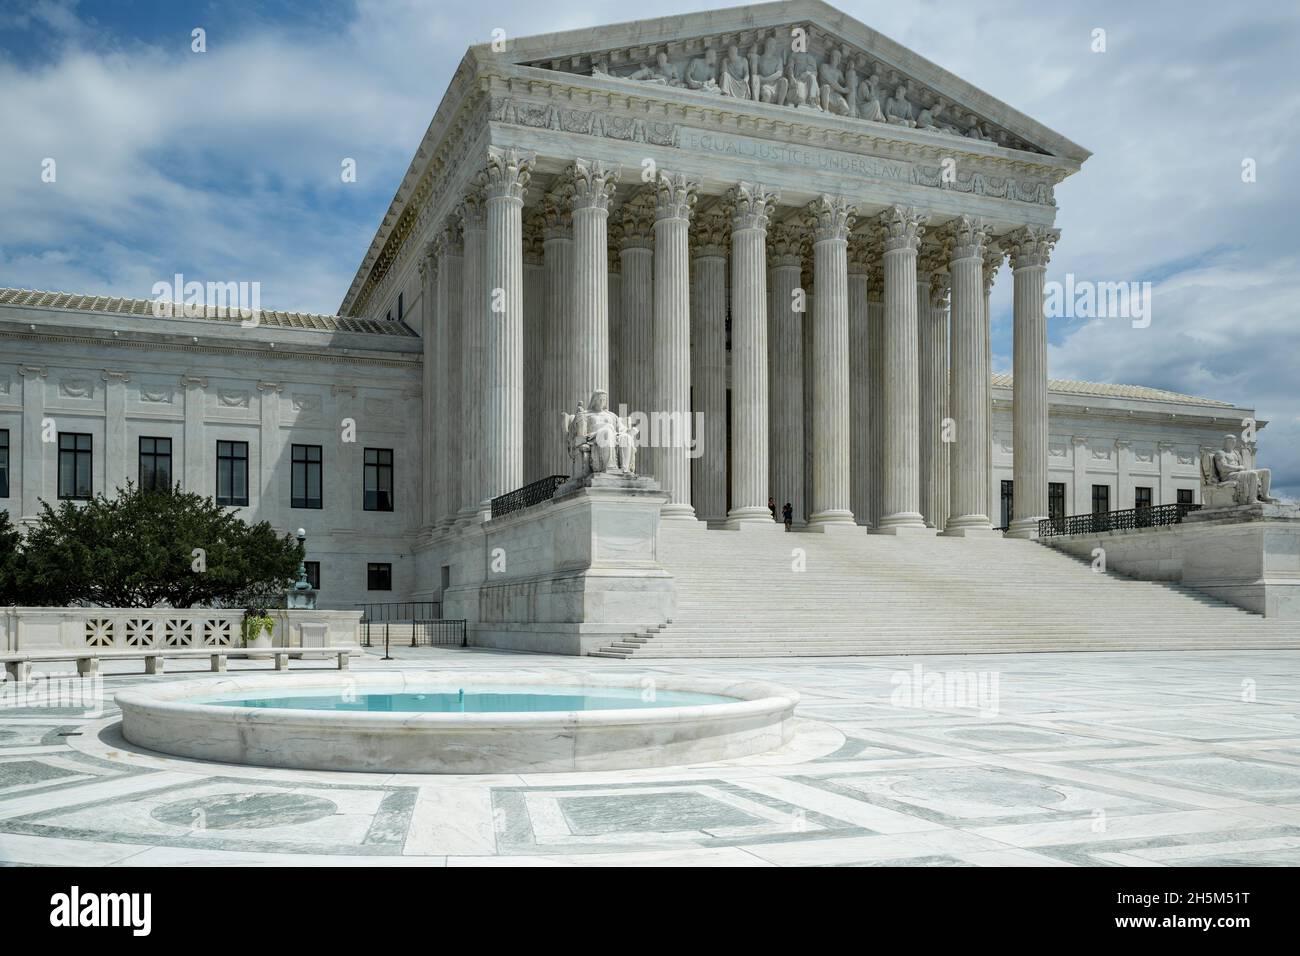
<box><xmin>115</xmin><ymin>670</ymin><xmax>799</xmax><ymax>773</ymax></box>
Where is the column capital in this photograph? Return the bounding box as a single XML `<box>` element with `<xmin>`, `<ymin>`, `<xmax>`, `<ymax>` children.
<box><xmin>1115</xmin><ymin>438</ymin><xmax>1133</xmax><ymax>450</ymax></box>
<box><xmin>542</xmin><ymin>185</ymin><xmax>574</xmax><ymax>239</ymax></box>
<box><xmin>876</xmin><ymin>205</ymin><xmax>928</xmax><ymax>254</ymax></box>
<box><xmin>258</xmin><ymin>381</ymin><xmax>285</xmax><ymax>394</ymax></box>
<box><xmin>522</xmin><ymin>210</ymin><xmax>546</xmax><ymax>265</ymax></box>
<box><xmin>928</xmin><ymin>267</ymin><xmax>951</xmax><ymax>309</ymax></box>
<box><xmin>618</xmin><ymin>193</ymin><xmax>656</xmax><ymax>248</ymax></box>
<box><xmin>805</xmin><ymin>194</ymin><xmax>857</xmax><ymax>243</ymax></box>
<box><xmin>655</xmin><ymin>172</ymin><xmax>699</xmax><ymax>222</ymax></box>
<box><xmin>846</xmin><ymin>234</ymin><xmax>872</xmax><ymax>276</ymax></box>
<box><xmin>435</xmin><ymin>217</ymin><xmax>463</xmax><ymax>258</ymax></box>
<box><xmin>917</xmin><ymin>241</ymin><xmax>948</xmax><ymax>281</ymax></box>
<box><xmin>1157</xmin><ymin>440</ymin><xmax>1175</xmax><ymax>451</ymax></box>
<box><xmin>725</xmin><ymin>182</ymin><xmax>779</xmax><ymax>231</ymax></box>
<box><xmin>690</xmin><ymin>209</ymin><xmax>730</xmax><ymax>258</ymax></box>
<box><xmin>18</xmin><ymin>364</ymin><xmax>47</xmax><ymax>378</ymax></box>
<box><xmin>569</xmin><ymin>158</ymin><xmax>618</xmax><ymax>211</ymax></box>
<box><xmin>1071</xmin><ymin>435</ymin><xmax>1088</xmax><ymax>446</ymax></box>
<box><xmin>484</xmin><ymin>146</ymin><xmax>533</xmax><ymax>202</ymax></box>
<box><xmin>100</xmin><ymin>369</ymin><xmax>131</xmax><ymax>383</ymax></box>
<box><xmin>1005</xmin><ymin>225</ymin><xmax>1060</xmax><ymax>270</ymax></box>
<box><xmin>939</xmin><ymin>214</ymin><xmax>994</xmax><ymax>262</ymax></box>
<box><xmin>606</xmin><ymin>220</ymin><xmax>624</xmax><ymax>272</ymax></box>
<box><xmin>767</xmin><ymin>222</ymin><xmax>807</xmax><ymax>267</ymax></box>
<box><xmin>179</xmin><ymin>374</ymin><xmax>208</xmax><ymax>389</ymax></box>
<box><xmin>982</xmin><ymin>244</ymin><xmax>1005</xmax><ymax>293</ymax></box>
<box><xmin>457</xmin><ymin>179</ymin><xmax>488</xmax><ymax>229</ymax></box>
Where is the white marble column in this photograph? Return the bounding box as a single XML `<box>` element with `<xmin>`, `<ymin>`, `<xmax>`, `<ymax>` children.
<box><xmin>435</xmin><ymin>226</ymin><xmax>463</xmax><ymax>529</ymax></box>
<box><xmin>916</xmin><ymin>245</ymin><xmax>948</xmax><ymax>530</ymax></box>
<box><xmin>180</xmin><ymin>373</ymin><xmax>207</xmax><ymax>497</ymax></box>
<box><xmin>570</xmin><ymin>159</ymin><xmax>618</xmax><ymax>399</ymax></box>
<box><xmin>541</xmin><ymin>186</ymin><xmax>574</xmax><ymax>478</ymax></box>
<box><xmin>457</xmin><ymin>184</ymin><xmax>487</xmax><ymax>522</ymax></box>
<box><xmin>619</xmin><ymin>197</ymin><xmax>655</xmax><ymax>476</ymax></box>
<box><xmin>690</xmin><ymin>211</ymin><xmax>729</xmax><ymax>523</ymax></box>
<box><xmin>482</xmin><ymin>147</ymin><xmax>531</xmax><ymax>506</ymax></box>
<box><xmin>1006</xmin><ymin>225</ymin><xmax>1059</xmax><ymax>538</ymax></box>
<box><xmin>848</xmin><ymin>238</ymin><xmax>871</xmax><ymax>527</ymax></box>
<box><xmin>1158</xmin><ymin>440</ymin><xmax>1174</xmax><ymax>504</ymax></box>
<box><xmin>942</xmin><ymin>216</ymin><xmax>994</xmax><ymax>535</ymax></box>
<box><xmin>725</xmin><ymin>181</ymin><xmax>780</xmax><ymax>527</ymax></box>
<box><xmin>925</xmin><ymin>269</ymin><xmax>951</xmax><ymax>532</ymax></box>
<box><xmin>418</xmin><ymin>247</ymin><xmax>438</xmax><ymax>529</ymax></box>
<box><xmin>521</xmin><ymin>211</ymin><xmax>546</xmax><ymax>483</ymax></box>
<box><xmin>102</xmin><ymin>370</ymin><xmax>129</xmax><ymax>494</ymax></box>
<box><xmin>1071</xmin><ymin>436</ymin><xmax>1088</xmax><ymax>516</ymax></box>
<box><xmin>802</xmin><ymin>268</ymin><xmax>814</xmax><ymax>523</ymax></box>
<box><xmin>1115</xmin><ymin>439</ymin><xmax>1132</xmax><ymax>509</ymax></box>
<box><xmin>866</xmin><ymin>263</ymin><xmax>885</xmax><ymax>529</ymax></box>
<box><xmin>875</xmin><ymin>205</ymin><xmax>931</xmax><ymax>534</ymax></box>
<box><xmin>606</xmin><ymin>222</ymin><xmax>623</xmax><ymax>412</ymax></box>
<box><xmin>983</xmin><ymin>243</ymin><xmax>1004</xmax><ymax>523</ymax></box>
<box><xmin>653</xmin><ymin>172</ymin><xmax>698</xmax><ymax>520</ymax></box>
<box><xmin>807</xmin><ymin>194</ymin><xmax>857</xmax><ymax>529</ymax></box>
<box><xmin>17</xmin><ymin>364</ymin><xmax>47</xmax><ymax>522</ymax></box>
<box><xmin>767</xmin><ymin>223</ymin><xmax>805</xmax><ymax>527</ymax></box>
<box><xmin>257</xmin><ymin>379</ymin><xmax>282</xmax><ymax>513</ymax></box>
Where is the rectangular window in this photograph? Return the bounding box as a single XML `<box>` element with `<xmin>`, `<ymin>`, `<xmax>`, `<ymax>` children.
<box><xmin>138</xmin><ymin>436</ymin><xmax>173</xmax><ymax>491</ymax></box>
<box><xmin>0</xmin><ymin>429</ymin><xmax>8</xmax><ymax>498</ymax></box>
<box><xmin>364</xmin><ymin>447</ymin><xmax>394</xmax><ymax>511</ymax></box>
<box><xmin>999</xmin><ymin>480</ymin><xmax>1014</xmax><ymax>529</ymax></box>
<box><xmin>292</xmin><ymin>444</ymin><xmax>323</xmax><ymax>509</ymax></box>
<box><xmin>216</xmin><ymin>440</ymin><xmax>249</xmax><ymax>507</ymax></box>
<box><xmin>1092</xmin><ymin>484</ymin><xmax>1110</xmax><ymax>514</ymax></box>
<box><xmin>1177</xmin><ymin>488</ymin><xmax>1194</xmax><ymax>506</ymax></box>
<box><xmin>305</xmin><ymin>561</ymin><xmax>321</xmax><ymax>591</ymax></box>
<box><xmin>1135</xmin><ymin>486</ymin><xmax>1153</xmax><ymax>509</ymax></box>
<box><xmin>367</xmin><ymin>562</ymin><xmax>392</xmax><ymax>591</ymax></box>
<box><xmin>1048</xmin><ymin>482</ymin><xmax>1066</xmax><ymax>520</ymax></box>
<box><xmin>58</xmin><ymin>432</ymin><xmax>93</xmax><ymax>500</ymax></box>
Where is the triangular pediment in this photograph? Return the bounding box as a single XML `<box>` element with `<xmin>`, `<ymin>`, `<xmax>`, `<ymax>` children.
<box><xmin>490</xmin><ymin>1</ymin><xmax>1088</xmax><ymax>162</ymax></box>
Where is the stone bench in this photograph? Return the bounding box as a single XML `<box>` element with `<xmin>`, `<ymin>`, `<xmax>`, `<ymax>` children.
<box><xmin>0</xmin><ymin>646</ymin><xmax>361</xmax><ymax>682</ymax></box>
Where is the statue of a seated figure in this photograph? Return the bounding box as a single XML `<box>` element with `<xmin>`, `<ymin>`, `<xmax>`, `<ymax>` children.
<box><xmin>1201</xmin><ymin>433</ymin><xmax>1279</xmax><ymax>507</ymax></box>
<box><xmin>563</xmin><ymin>389</ymin><xmax>637</xmax><ymax>485</ymax></box>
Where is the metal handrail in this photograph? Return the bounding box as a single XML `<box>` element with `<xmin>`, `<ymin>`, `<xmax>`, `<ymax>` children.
<box><xmin>354</xmin><ymin>601</ymin><xmax>440</xmax><ymax>623</ymax></box>
<box><xmin>490</xmin><ymin>475</ymin><xmax>567</xmax><ymax>519</ymax></box>
<box><xmin>1038</xmin><ymin>502</ymin><xmax>1201</xmax><ymax>538</ymax></box>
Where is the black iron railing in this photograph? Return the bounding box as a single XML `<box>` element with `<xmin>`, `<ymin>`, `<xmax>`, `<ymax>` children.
<box><xmin>1038</xmin><ymin>502</ymin><xmax>1201</xmax><ymax>538</ymax></box>
<box><xmin>491</xmin><ymin>474</ymin><xmax>567</xmax><ymax>519</ymax></box>
<box><xmin>355</xmin><ymin>601</ymin><xmax>465</xmax><ymax>649</ymax></box>
<box><xmin>355</xmin><ymin>601</ymin><xmax>440</xmax><ymax>623</ymax></box>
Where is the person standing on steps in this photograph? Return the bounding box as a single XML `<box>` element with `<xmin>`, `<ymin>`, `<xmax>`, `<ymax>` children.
<box><xmin>782</xmin><ymin>501</ymin><xmax>793</xmax><ymax>531</ymax></box>
<box><xmin>768</xmin><ymin>496</ymin><xmax>777</xmax><ymax>521</ymax></box>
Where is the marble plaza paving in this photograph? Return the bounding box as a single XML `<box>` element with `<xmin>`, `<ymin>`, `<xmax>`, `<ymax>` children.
<box><xmin>2</xmin><ymin>647</ymin><xmax>1300</xmax><ymax>866</ymax></box>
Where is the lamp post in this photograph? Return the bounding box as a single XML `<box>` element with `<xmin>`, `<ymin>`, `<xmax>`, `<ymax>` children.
<box><xmin>287</xmin><ymin>527</ymin><xmax>316</xmax><ymax>610</ymax></box>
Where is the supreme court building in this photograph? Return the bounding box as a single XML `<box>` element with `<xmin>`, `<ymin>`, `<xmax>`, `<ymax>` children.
<box><xmin>0</xmin><ymin>2</ymin><xmax>1266</xmax><ymax>633</ymax></box>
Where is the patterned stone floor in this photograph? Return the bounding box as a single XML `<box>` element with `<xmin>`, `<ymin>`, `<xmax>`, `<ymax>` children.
<box><xmin>2</xmin><ymin>647</ymin><xmax>1300</xmax><ymax>866</ymax></box>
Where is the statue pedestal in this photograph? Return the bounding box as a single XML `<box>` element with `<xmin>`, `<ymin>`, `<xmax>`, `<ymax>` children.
<box><xmin>468</xmin><ymin>475</ymin><xmax>676</xmax><ymax>655</ymax></box>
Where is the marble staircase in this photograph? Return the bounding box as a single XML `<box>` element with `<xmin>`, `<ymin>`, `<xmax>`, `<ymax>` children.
<box><xmin>588</xmin><ymin>524</ymin><xmax>1300</xmax><ymax>657</ymax></box>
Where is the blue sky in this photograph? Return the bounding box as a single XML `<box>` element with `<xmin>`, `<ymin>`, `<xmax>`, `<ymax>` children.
<box><xmin>2</xmin><ymin>0</ymin><xmax>1298</xmax><ymax>494</ymax></box>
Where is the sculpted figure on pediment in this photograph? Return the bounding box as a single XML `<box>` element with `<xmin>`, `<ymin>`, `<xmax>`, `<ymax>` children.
<box><xmin>964</xmin><ymin>113</ymin><xmax>991</xmax><ymax>140</ymax></box>
<box><xmin>718</xmin><ymin>44</ymin><xmax>750</xmax><ymax>98</ymax></box>
<box><xmin>917</xmin><ymin>101</ymin><xmax>955</xmax><ymax>133</ymax></box>
<box><xmin>784</xmin><ymin>49</ymin><xmax>821</xmax><ymax>109</ymax></box>
<box><xmin>627</xmin><ymin>50</ymin><xmax>678</xmax><ymax>86</ymax></box>
<box><xmin>856</xmin><ymin>74</ymin><xmax>886</xmax><ymax>122</ymax></box>
<box><xmin>818</xmin><ymin>48</ymin><xmax>853</xmax><ymax>116</ymax></box>
<box><xmin>684</xmin><ymin>47</ymin><xmax>721</xmax><ymax>93</ymax></box>
<box><xmin>886</xmin><ymin>85</ymin><xmax>916</xmax><ymax>126</ymax></box>
<box><xmin>754</xmin><ymin>36</ymin><xmax>789</xmax><ymax>104</ymax></box>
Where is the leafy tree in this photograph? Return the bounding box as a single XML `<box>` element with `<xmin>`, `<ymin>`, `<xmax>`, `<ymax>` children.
<box><xmin>0</xmin><ymin>510</ymin><xmax>20</xmax><ymax>605</ymax></box>
<box><xmin>16</xmin><ymin>483</ymin><xmax>302</xmax><ymax>608</ymax></box>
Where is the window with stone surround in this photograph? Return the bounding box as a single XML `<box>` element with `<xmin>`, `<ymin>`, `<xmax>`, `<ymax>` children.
<box><xmin>57</xmin><ymin>432</ymin><xmax>92</xmax><ymax>500</ymax></box>
<box><xmin>1092</xmin><ymin>484</ymin><xmax>1110</xmax><ymax>514</ymax></box>
<box><xmin>292</xmin><ymin>444</ymin><xmax>323</xmax><ymax>509</ymax></box>
<box><xmin>364</xmin><ymin>447</ymin><xmax>394</xmax><ymax>511</ymax></box>
<box><xmin>138</xmin><ymin>436</ymin><xmax>172</xmax><ymax>491</ymax></box>
<box><xmin>216</xmin><ymin>440</ymin><xmax>249</xmax><ymax>507</ymax></box>
<box><xmin>367</xmin><ymin>562</ymin><xmax>392</xmax><ymax>591</ymax></box>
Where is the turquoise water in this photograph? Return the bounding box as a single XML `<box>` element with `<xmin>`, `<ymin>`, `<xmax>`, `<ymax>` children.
<box><xmin>207</xmin><ymin>685</ymin><xmax>735</xmax><ymax>713</ymax></box>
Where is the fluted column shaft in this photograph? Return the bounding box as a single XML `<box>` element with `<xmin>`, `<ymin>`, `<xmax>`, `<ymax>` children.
<box><xmin>420</xmin><ymin>251</ymin><xmax>438</xmax><ymax>530</ymax></box>
<box><xmin>876</xmin><ymin>207</ymin><xmax>929</xmax><ymax>531</ymax></box>
<box><xmin>848</xmin><ymin>246</ymin><xmax>871</xmax><ymax>526</ymax></box>
<box><xmin>482</xmin><ymin>148</ymin><xmax>531</xmax><ymax>505</ymax></box>
<box><xmin>690</xmin><ymin>218</ymin><xmax>728</xmax><ymax>522</ymax></box>
<box><xmin>1007</xmin><ymin>226</ymin><xmax>1059</xmax><ymax>537</ymax></box>
<box><xmin>570</xmin><ymin>160</ymin><xmax>617</xmax><ymax>398</ymax></box>
<box><xmin>607</xmin><ymin>238</ymin><xmax>623</xmax><ymax>410</ymax></box>
<box><xmin>943</xmin><ymin>218</ymin><xmax>993</xmax><ymax>534</ymax></box>
<box><xmin>619</xmin><ymin>200</ymin><xmax>655</xmax><ymax>475</ymax></box>
<box><xmin>653</xmin><ymin>173</ymin><xmax>697</xmax><ymax>519</ymax></box>
<box><xmin>866</xmin><ymin>277</ymin><xmax>885</xmax><ymax>528</ymax></box>
<box><xmin>983</xmin><ymin>245</ymin><xmax>1003</xmax><ymax>523</ymax></box>
<box><xmin>808</xmin><ymin>195</ymin><xmax>856</xmax><ymax>527</ymax></box>
<box><xmin>438</xmin><ymin>237</ymin><xmax>463</xmax><ymax>528</ymax></box>
<box><xmin>725</xmin><ymin>182</ymin><xmax>779</xmax><ymax>526</ymax></box>
<box><xmin>457</xmin><ymin>191</ymin><xmax>486</xmax><ymax>521</ymax></box>
<box><xmin>918</xmin><ymin>254</ymin><xmax>948</xmax><ymax>530</ymax></box>
<box><xmin>521</xmin><ymin>215</ymin><xmax>545</xmax><ymax>482</ymax></box>
<box><xmin>541</xmin><ymin>194</ymin><xmax>574</xmax><ymax>478</ymax></box>
<box><xmin>768</xmin><ymin>227</ymin><xmax>804</xmax><ymax>526</ymax></box>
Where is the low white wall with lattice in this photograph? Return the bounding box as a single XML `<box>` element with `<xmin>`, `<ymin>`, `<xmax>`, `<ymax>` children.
<box><xmin>1</xmin><ymin>608</ymin><xmax>361</xmax><ymax>653</ymax></box>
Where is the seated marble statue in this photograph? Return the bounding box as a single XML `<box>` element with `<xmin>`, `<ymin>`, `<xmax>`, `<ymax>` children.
<box><xmin>1202</xmin><ymin>434</ymin><xmax>1279</xmax><ymax>507</ymax></box>
<box><xmin>563</xmin><ymin>390</ymin><xmax>638</xmax><ymax>483</ymax></box>
<box><xmin>784</xmin><ymin>51</ymin><xmax>821</xmax><ymax>109</ymax></box>
<box><xmin>754</xmin><ymin>37</ymin><xmax>789</xmax><ymax>104</ymax></box>
<box><xmin>885</xmin><ymin>85</ymin><xmax>916</xmax><ymax>126</ymax></box>
<box><xmin>627</xmin><ymin>51</ymin><xmax>678</xmax><ymax>86</ymax></box>
<box><xmin>818</xmin><ymin>49</ymin><xmax>853</xmax><ymax>116</ymax></box>
<box><xmin>856</xmin><ymin>76</ymin><xmax>886</xmax><ymax>122</ymax></box>
<box><xmin>718</xmin><ymin>44</ymin><xmax>749</xmax><ymax>98</ymax></box>
<box><xmin>684</xmin><ymin>48</ymin><xmax>721</xmax><ymax>93</ymax></box>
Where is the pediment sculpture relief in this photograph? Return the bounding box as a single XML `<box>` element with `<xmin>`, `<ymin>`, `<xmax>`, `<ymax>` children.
<box><xmin>576</xmin><ymin>28</ymin><xmax>1032</xmax><ymax>151</ymax></box>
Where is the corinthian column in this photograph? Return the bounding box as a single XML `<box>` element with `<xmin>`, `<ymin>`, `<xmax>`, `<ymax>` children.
<box><xmin>848</xmin><ymin>236</ymin><xmax>871</xmax><ymax>526</ymax></box>
<box><xmin>457</xmin><ymin>182</ymin><xmax>487</xmax><ymax>523</ymax></box>
<box><xmin>767</xmin><ymin>222</ymin><xmax>806</xmax><ymax>527</ymax></box>
<box><xmin>522</xmin><ymin>210</ymin><xmax>546</xmax><ymax>482</ymax></box>
<box><xmin>866</xmin><ymin>259</ymin><xmax>885</xmax><ymax>528</ymax></box>
<box><xmin>1005</xmin><ymin>225</ymin><xmax>1059</xmax><ymax>538</ymax></box>
<box><xmin>541</xmin><ymin>185</ymin><xmax>573</xmax><ymax>477</ymax></box>
<box><xmin>607</xmin><ymin>221</ymin><xmax>623</xmax><ymax>408</ymax></box>
<box><xmin>806</xmin><ymin>194</ymin><xmax>857</xmax><ymax>529</ymax></box>
<box><xmin>941</xmin><ymin>216</ymin><xmax>995</xmax><ymax>535</ymax></box>
<box><xmin>690</xmin><ymin>210</ymin><xmax>729</xmax><ymax>523</ymax></box>
<box><xmin>983</xmin><ymin>243</ymin><xmax>1004</xmax><ymax>523</ymax></box>
<box><xmin>653</xmin><ymin>172</ymin><xmax>698</xmax><ymax>520</ymax></box>
<box><xmin>481</xmin><ymin>148</ymin><xmax>532</xmax><ymax>507</ymax></box>
<box><xmin>724</xmin><ymin>181</ymin><xmax>780</xmax><ymax>527</ymax></box>
<box><xmin>619</xmin><ymin>195</ymin><xmax>655</xmax><ymax>474</ymax></box>
<box><xmin>917</xmin><ymin>243</ymin><xmax>949</xmax><ymax>530</ymax></box>
<box><xmin>436</xmin><ymin>224</ymin><xmax>463</xmax><ymax>529</ymax></box>
<box><xmin>570</xmin><ymin>159</ymin><xmax>618</xmax><ymax>399</ymax></box>
<box><xmin>874</xmin><ymin>205</ymin><xmax>931</xmax><ymax>534</ymax></box>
